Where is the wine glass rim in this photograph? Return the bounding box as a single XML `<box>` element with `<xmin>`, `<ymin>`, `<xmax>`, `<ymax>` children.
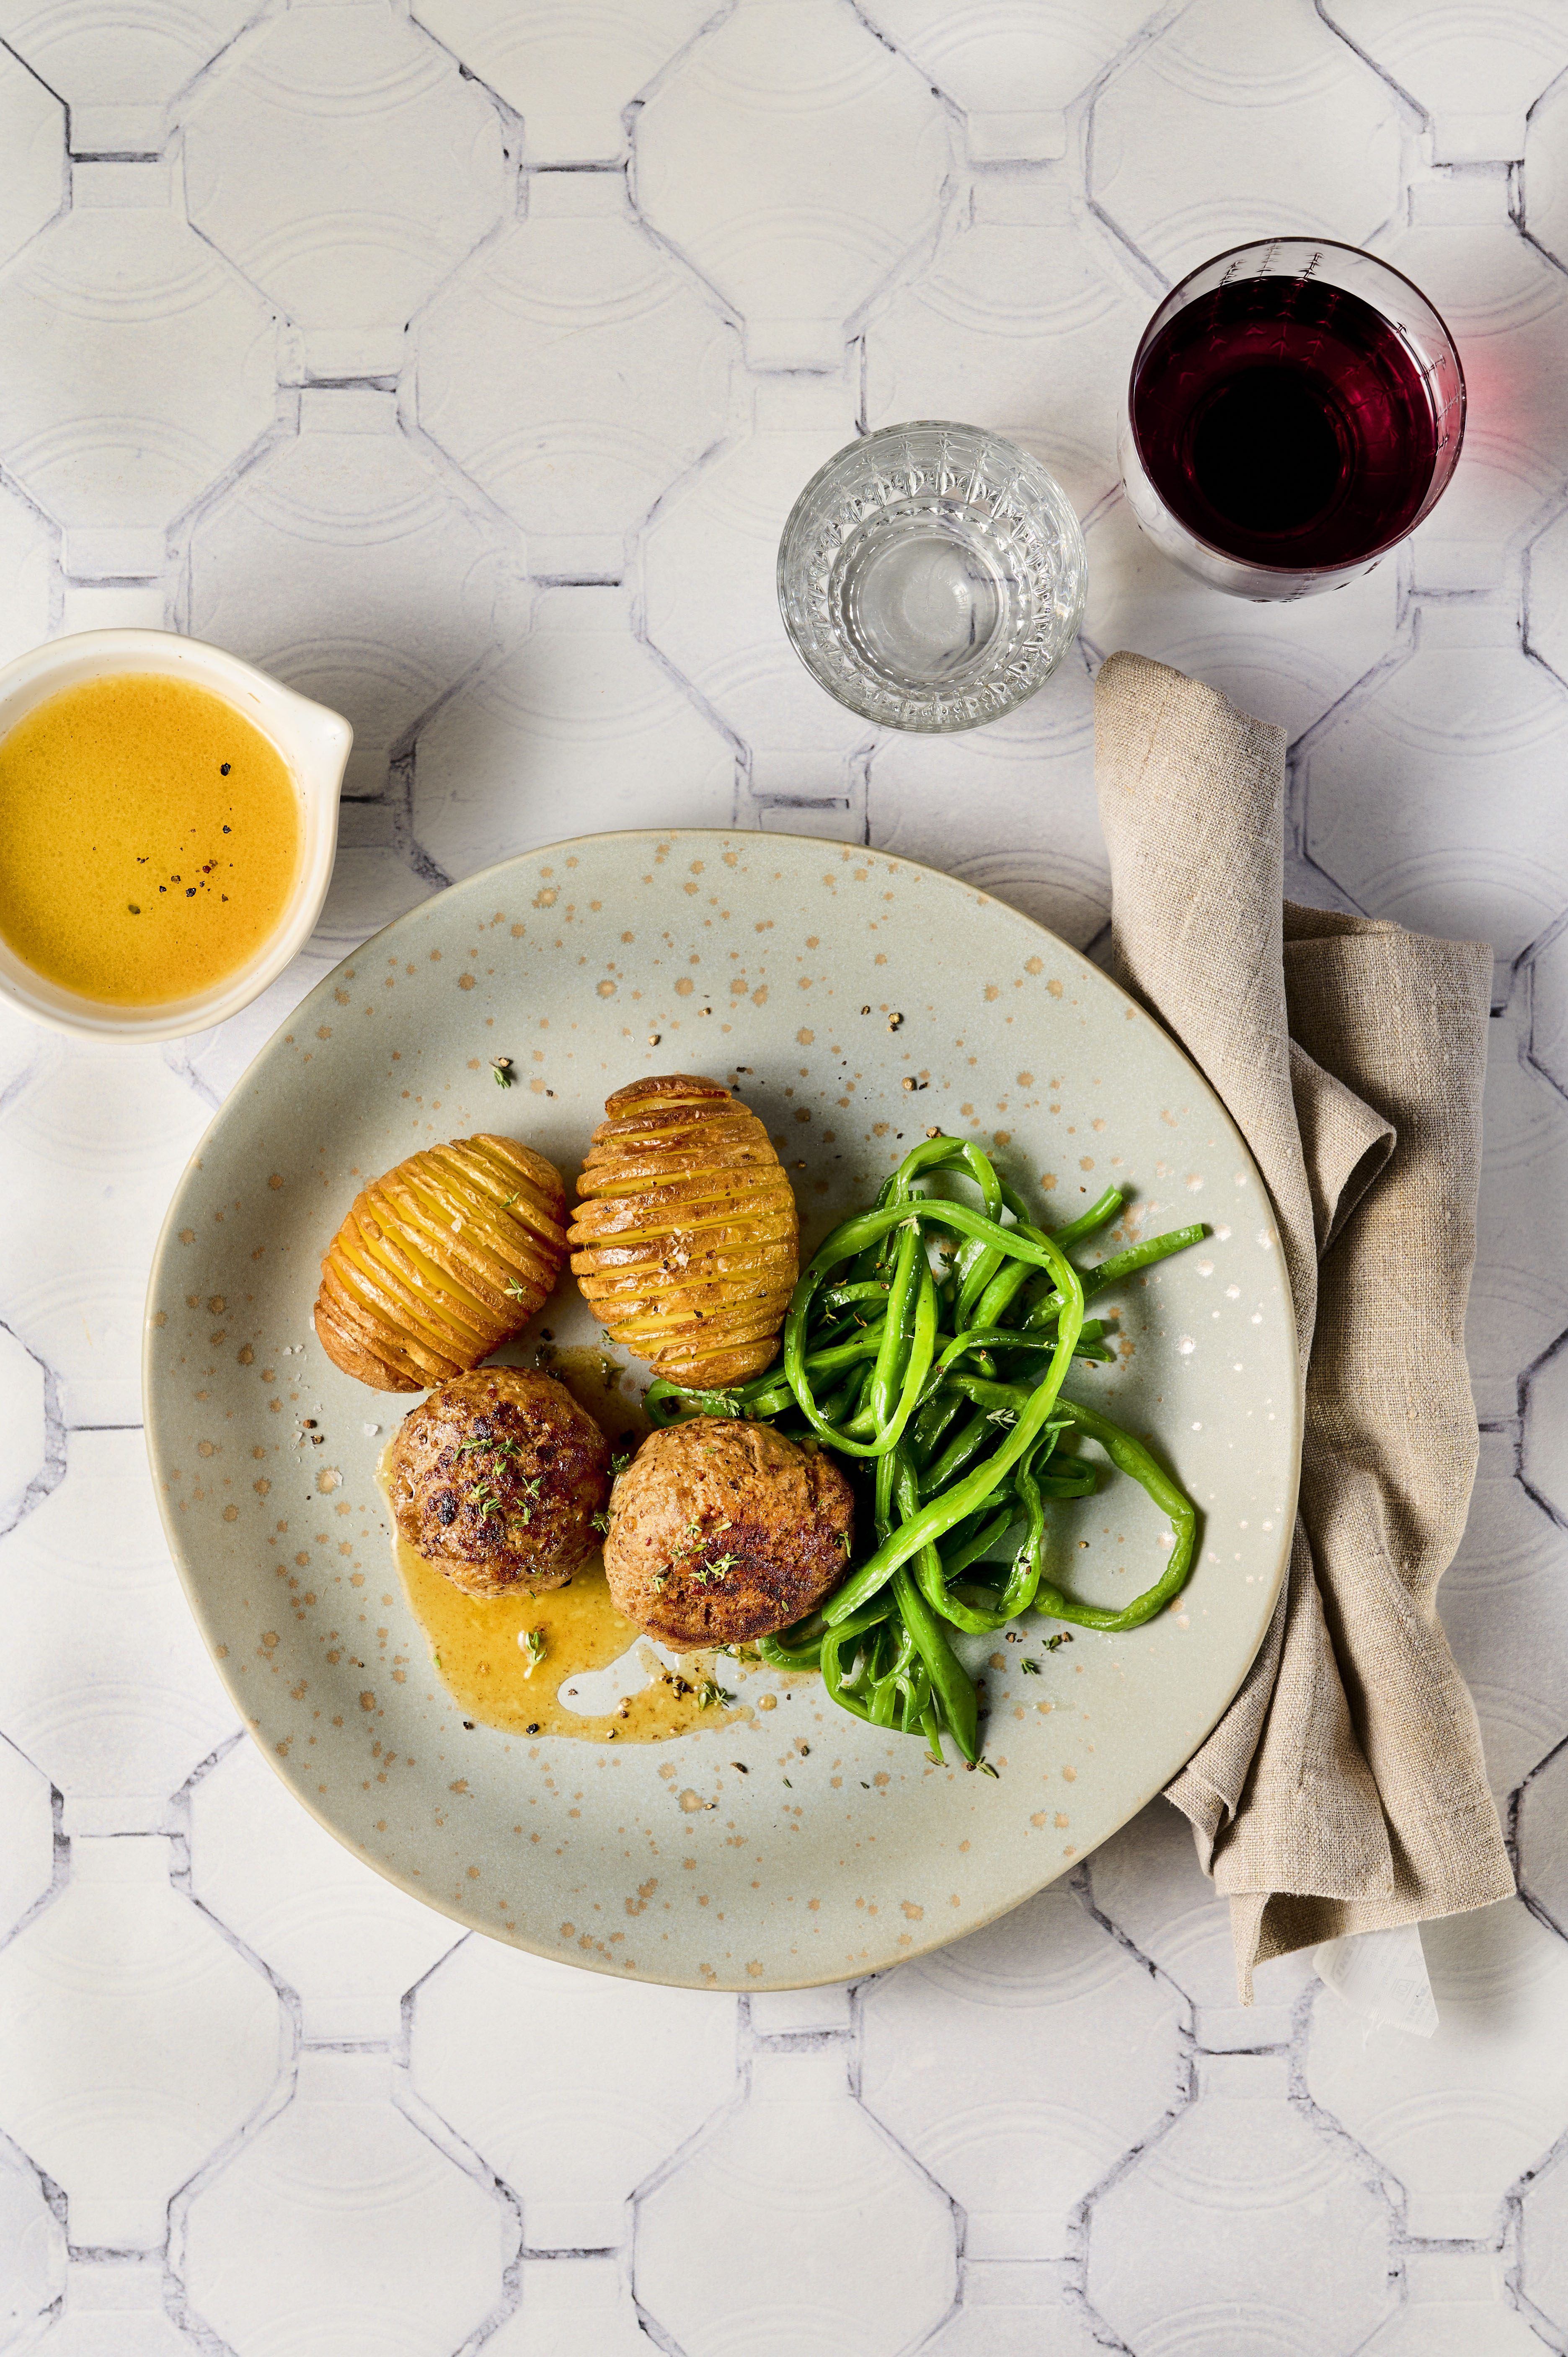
<box><xmin>1137</xmin><ymin>234</ymin><xmax>1464</xmax><ymax>360</ymax></box>
<box><xmin>1124</xmin><ymin>235</ymin><xmax>1467</xmax><ymax>577</ymax></box>
<box><xmin>783</xmin><ymin>417</ymin><xmax>1071</xmax><ymax>513</ymax></box>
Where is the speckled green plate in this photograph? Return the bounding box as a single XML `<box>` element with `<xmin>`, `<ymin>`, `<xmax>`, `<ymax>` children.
<box><xmin>144</xmin><ymin>831</ymin><xmax>1298</xmax><ymax>1990</ymax></box>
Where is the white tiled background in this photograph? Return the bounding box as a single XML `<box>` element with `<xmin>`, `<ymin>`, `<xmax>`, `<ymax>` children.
<box><xmin>0</xmin><ymin>1</ymin><xmax>1566</xmax><ymax>2349</ymax></box>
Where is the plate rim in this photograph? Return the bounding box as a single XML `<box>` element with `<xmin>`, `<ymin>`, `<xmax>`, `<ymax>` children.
<box><xmin>142</xmin><ymin>825</ymin><xmax>1302</xmax><ymax>1988</ymax></box>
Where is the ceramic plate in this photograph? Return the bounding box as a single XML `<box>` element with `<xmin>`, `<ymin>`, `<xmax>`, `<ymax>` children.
<box><xmin>144</xmin><ymin>831</ymin><xmax>1298</xmax><ymax>1990</ymax></box>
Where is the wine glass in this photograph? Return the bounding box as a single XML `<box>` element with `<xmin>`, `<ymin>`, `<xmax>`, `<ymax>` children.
<box><xmin>778</xmin><ymin>421</ymin><xmax>1087</xmax><ymax>733</ymax></box>
<box><xmin>1119</xmin><ymin>238</ymin><xmax>1465</xmax><ymax>601</ymax></box>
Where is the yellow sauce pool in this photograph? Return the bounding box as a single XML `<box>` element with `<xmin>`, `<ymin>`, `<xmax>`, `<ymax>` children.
<box><xmin>0</xmin><ymin>671</ymin><xmax>301</xmax><ymax>1005</ymax></box>
<box><xmin>383</xmin><ymin>1347</ymin><xmax>746</xmax><ymax>1744</ymax></box>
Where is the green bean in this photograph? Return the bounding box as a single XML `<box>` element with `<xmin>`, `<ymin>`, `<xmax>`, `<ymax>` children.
<box><xmin>954</xmin><ymin>1182</ymin><xmax>1035</xmax><ymax>1321</ymax></box>
<box><xmin>989</xmin><ymin>1549</ymin><xmax>1043</xmax><ymax>1622</ymax></box>
<box><xmin>658</xmin><ymin>1142</ymin><xmax>1201</xmax><ymax>1761</ymax></box>
<box><xmin>901</xmin><ymin>1433</ymin><xmax>1023</xmax><ymax>1640</ymax></box>
<box><xmin>916</xmin><ymin>1322</ymin><xmax>1110</xmax><ymax>1405</ymax></box>
<box><xmin>879</xmin><ymin>1610</ymin><xmax>929</xmax><ymax>1726</ymax></box>
<box><xmin>887</xmin><ymin>1135</ymin><xmax>1003</xmax><ymax>1221</ymax></box>
<box><xmin>807</xmin><ymin>1313</ymin><xmax>873</xmax><ymax>1356</ymax></box>
<box><xmin>894</xmin><ymin>1666</ymin><xmax>934</xmax><ymax>1737</ymax></box>
<box><xmin>955</xmin><ymin>1183</ymin><xmax>1121</xmax><ymax>1329</ymax></box>
<box><xmin>955</xmin><ymin>1256</ymin><xmax>1002</xmax><ymax>1330</ymax></box>
<box><xmin>869</xmin><ymin>1648</ymin><xmax>900</xmax><ymax>1726</ymax></box>
<box><xmin>1045</xmin><ymin>1186</ymin><xmax>1125</xmax><ymax>1250</ymax></box>
<box><xmin>868</xmin><ymin>1223</ymin><xmax>921</xmax><ymax>1430</ymax></box>
<box><xmin>912</xmin><ymin>1387</ymin><xmax>965</xmax><ymax>1470</ymax></box>
<box><xmin>805</xmin><ymin>1328</ymin><xmax>888</xmax><ymax>1379</ymax></box>
<box><xmin>944</xmin><ymin>1373</ymin><xmax>1031</xmax><ymax>1417</ymax></box>
<box><xmin>933</xmin><ymin>1480</ymin><xmax>1012</xmax><ymax>1550</ymax></box>
<box><xmin>959</xmin><ymin>1215</ymin><xmax>1061</xmax><ymax>1327</ymax></box>
<box><xmin>940</xmin><ymin>1504</ymin><xmax>1019</xmax><ymax>1583</ymax></box>
<box><xmin>757</xmin><ymin>1612</ymin><xmax>829</xmax><ymax>1671</ymax></box>
<box><xmin>940</xmin><ymin>1428</ymin><xmax>1066</xmax><ymax>1627</ymax></box>
<box><xmin>835</xmin><ymin>1359</ymin><xmax>885</xmax><ymax>1440</ymax></box>
<box><xmin>825</xmin><ymin>1231</ymin><xmax>1085</xmax><ymax>1621</ymax></box>
<box><xmin>1023</xmin><ymin>1222</ymin><xmax>1210</xmax><ymax>1327</ymax></box>
<box><xmin>870</xmin><ymin>1605</ymin><xmax>920</xmax><ymax>1728</ymax></box>
<box><xmin>1031</xmin><ymin>1397</ymin><xmax>1197</xmax><ymax>1632</ymax></box>
<box><xmin>821</xmin><ymin>1280</ymin><xmax>892</xmax><ymax>1312</ymax></box>
<box><xmin>874</xmin><ymin>1441</ymin><xmax>898</xmax><ymax>1547</ymax></box>
<box><xmin>1008</xmin><ymin>1454</ymin><xmax>1048</xmax><ymax>1617</ymax></box>
<box><xmin>812</xmin><ymin>1368</ymin><xmax>866</xmax><ymax>1428</ymax></box>
<box><xmin>912</xmin><ymin>1541</ymin><xmax>1007</xmax><ymax>1635</ymax></box>
<box><xmin>951</xmin><ymin>1234</ymin><xmax>1000</xmax><ymax>1327</ymax></box>
<box><xmin>896</xmin><ymin>1449</ymin><xmax>1015</xmax><ymax>1638</ymax></box>
<box><xmin>845</xmin><ymin>1173</ymin><xmax>907</xmax><ymax>1288</ymax></box>
<box><xmin>655</xmin><ymin>1317</ymin><xmax>889</xmax><ymax>1426</ymax></box>
<box><xmin>891</xmin><ymin>1566</ymin><xmax>978</xmax><ymax>1761</ymax></box>
<box><xmin>917</xmin><ymin>1407</ymin><xmax>997</xmax><ymax>1497</ymax></box>
<box><xmin>820</xmin><ymin>1598</ymin><xmax>897</xmax><ymax>1722</ymax></box>
<box><xmin>1034</xmin><ymin>1464</ymin><xmax>1100</xmax><ymax>1498</ymax></box>
<box><xmin>822</xmin><ymin>1640</ymin><xmax>872</xmax><ymax>1722</ymax></box>
<box><xmin>798</xmin><ymin>1197</ymin><xmax>1070</xmax><ymax>1292</ymax></box>
<box><xmin>969</xmin><ymin>1252</ymin><xmax>1037</xmax><ymax>1332</ymax></box>
<box><xmin>643</xmin><ymin>1378</ymin><xmax>744</xmax><ymax>1426</ymax></box>
<box><xmin>785</xmin><ymin>1243</ymin><xmax>937</xmax><ymax>1459</ymax></box>
<box><xmin>829</xmin><ymin>1597</ymin><xmax>940</xmax><ymax>1737</ymax></box>
<box><xmin>741</xmin><ymin>1383</ymin><xmax>792</xmax><ymax>1420</ymax></box>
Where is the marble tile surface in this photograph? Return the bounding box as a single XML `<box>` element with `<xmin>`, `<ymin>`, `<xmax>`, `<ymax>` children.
<box><xmin>0</xmin><ymin>2</ymin><xmax>1565</xmax><ymax>2349</ymax></box>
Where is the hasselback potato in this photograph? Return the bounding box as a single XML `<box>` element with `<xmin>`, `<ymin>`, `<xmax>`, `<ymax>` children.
<box><xmin>568</xmin><ymin>1074</ymin><xmax>798</xmax><ymax>1388</ymax></box>
<box><xmin>315</xmin><ymin>1135</ymin><xmax>567</xmax><ymax>1391</ymax></box>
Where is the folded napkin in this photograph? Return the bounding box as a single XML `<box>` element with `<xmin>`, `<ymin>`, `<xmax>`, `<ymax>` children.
<box><xmin>1093</xmin><ymin>650</ymin><xmax>1513</xmax><ymax>1997</ymax></box>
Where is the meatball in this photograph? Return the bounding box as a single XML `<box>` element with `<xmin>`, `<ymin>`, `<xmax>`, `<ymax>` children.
<box><xmin>603</xmin><ymin>1419</ymin><xmax>853</xmax><ymax>1646</ymax></box>
<box><xmin>388</xmin><ymin>1367</ymin><xmax>610</xmax><ymax>1599</ymax></box>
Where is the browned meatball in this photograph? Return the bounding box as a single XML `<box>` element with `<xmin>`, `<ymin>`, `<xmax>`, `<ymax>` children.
<box><xmin>388</xmin><ymin>1367</ymin><xmax>610</xmax><ymax>1599</ymax></box>
<box><xmin>603</xmin><ymin>1419</ymin><xmax>853</xmax><ymax>1646</ymax></box>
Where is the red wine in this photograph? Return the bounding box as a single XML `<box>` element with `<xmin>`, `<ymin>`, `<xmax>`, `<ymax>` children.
<box><xmin>1129</xmin><ymin>275</ymin><xmax>1439</xmax><ymax>570</ymax></box>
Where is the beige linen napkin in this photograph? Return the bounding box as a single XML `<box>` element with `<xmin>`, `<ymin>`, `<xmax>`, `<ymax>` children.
<box><xmin>1094</xmin><ymin>650</ymin><xmax>1513</xmax><ymax>1997</ymax></box>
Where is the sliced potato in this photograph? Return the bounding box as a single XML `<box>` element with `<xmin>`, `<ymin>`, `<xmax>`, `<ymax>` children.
<box><xmin>568</xmin><ymin>1074</ymin><xmax>798</xmax><ymax>1388</ymax></box>
<box><xmin>314</xmin><ymin>1135</ymin><xmax>567</xmax><ymax>1391</ymax></box>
